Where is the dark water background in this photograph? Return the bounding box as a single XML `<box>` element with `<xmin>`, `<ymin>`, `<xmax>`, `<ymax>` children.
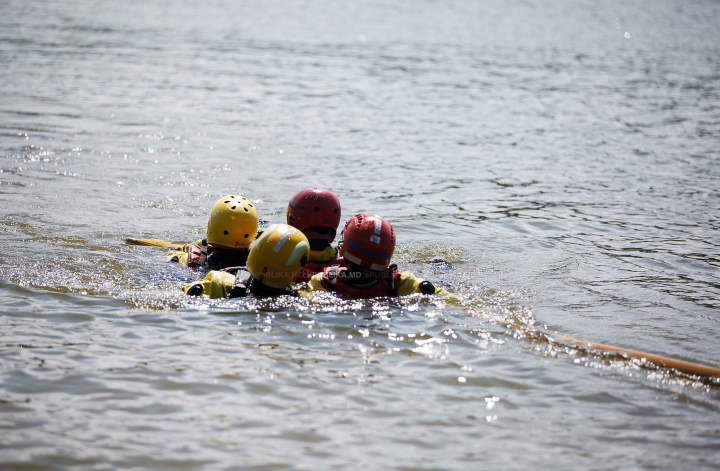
<box><xmin>1</xmin><ymin>0</ymin><xmax>719</xmax><ymax>469</ymax></box>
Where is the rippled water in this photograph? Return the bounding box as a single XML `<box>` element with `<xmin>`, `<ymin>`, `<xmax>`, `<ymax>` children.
<box><xmin>2</xmin><ymin>0</ymin><xmax>720</xmax><ymax>469</ymax></box>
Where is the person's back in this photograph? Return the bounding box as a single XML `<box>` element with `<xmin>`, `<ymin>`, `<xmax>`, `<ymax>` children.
<box><xmin>301</xmin><ymin>214</ymin><xmax>456</xmax><ymax>300</ymax></box>
<box><xmin>184</xmin><ymin>223</ymin><xmax>310</xmax><ymax>299</ymax></box>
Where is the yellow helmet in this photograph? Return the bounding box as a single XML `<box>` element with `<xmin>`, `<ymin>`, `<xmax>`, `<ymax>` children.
<box><xmin>247</xmin><ymin>224</ymin><xmax>309</xmax><ymax>289</ymax></box>
<box><xmin>206</xmin><ymin>195</ymin><xmax>259</xmax><ymax>249</ymax></box>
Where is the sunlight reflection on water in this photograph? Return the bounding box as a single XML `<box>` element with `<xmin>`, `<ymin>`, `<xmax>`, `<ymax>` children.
<box><xmin>1</xmin><ymin>0</ymin><xmax>720</xmax><ymax>469</ymax></box>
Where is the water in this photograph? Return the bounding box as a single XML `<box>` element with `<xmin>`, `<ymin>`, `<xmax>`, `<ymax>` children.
<box><xmin>1</xmin><ymin>0</ymin><xmax>720</xmax><ymax>469</ymax></box>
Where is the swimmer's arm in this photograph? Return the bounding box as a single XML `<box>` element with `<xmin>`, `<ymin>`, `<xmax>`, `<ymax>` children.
<box><xmin>183</xmin><ymin>270</ymin><xmax>236</xmax><ymax>298</ymax></box>
<box><xmin>166</xmin><ymin>248</ymin><xmax>189</xmax><ymax>265</ymax></box>
<box><xmin>166</xmin><ymin>239</ymin><xmax>205</xmax><ymax>266</ymax></box>
<box><xmin>398</xmin><ymin>271</ymin><xmax>460</xmax><ymax>301</ymax></box>
<box><xmin>297</xmin><ymin>273</ymin><xmax>328</xmax><ymax>296</ymax></box>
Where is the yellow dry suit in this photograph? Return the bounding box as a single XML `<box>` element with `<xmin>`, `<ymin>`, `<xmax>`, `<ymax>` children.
<box><xmin>183</xmin><ymin>224</ymin><xmax>310</xmax><ymax>299</ymax></box>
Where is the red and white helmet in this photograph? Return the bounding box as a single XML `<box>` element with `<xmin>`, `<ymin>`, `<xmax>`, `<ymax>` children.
<box><xmin>286</xmin><ymin>188</ymin><xmax>342</xmax><ymax>239</ymax></box>
<box><xmin>339</xmin><ymin>213</ymin><xmax>395</xmax><ymax>271</ymax></box>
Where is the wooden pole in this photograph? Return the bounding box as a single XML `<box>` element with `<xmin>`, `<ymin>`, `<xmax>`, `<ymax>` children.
<box><xmin>548</xmin><ymin>330</ymin><xmax>720</xmax><ymax>378</ymax></box>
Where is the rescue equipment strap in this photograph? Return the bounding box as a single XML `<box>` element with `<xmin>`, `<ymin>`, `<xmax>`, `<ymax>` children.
<box><xmin>187</xmin><ymin>243</ymin><xmax>207</xmax><ymax>268</ymax></box>
<box><xmin>387</xmin><ymin>264</ymin><xmax>397</xmax><ymax>297</ymax></box>
<box><xmin>229</xmin><ymin>269</ymin><xmax>253</xmax><ymax>298</ymax></box>
<box><xmin>326</xmin><ymin>265</ymin><xmax>340</xmax><ymax>292</ymax></box>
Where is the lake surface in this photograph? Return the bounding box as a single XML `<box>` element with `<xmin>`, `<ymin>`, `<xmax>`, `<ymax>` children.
<box><xmin>1</xmin><ymin>0</ymin><xmax>719</xmax><ymax>469</ymax></box>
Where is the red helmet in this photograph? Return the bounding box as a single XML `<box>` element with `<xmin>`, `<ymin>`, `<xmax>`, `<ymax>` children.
<box><xmin>340</xmin><ymin>213</ymin><xmax>395</xmax><ymax>270</ymax></box>
<box><xmin>286</xmin><ymin>188</ymin><xmax>341</xmax><ymax>238</ymax></box>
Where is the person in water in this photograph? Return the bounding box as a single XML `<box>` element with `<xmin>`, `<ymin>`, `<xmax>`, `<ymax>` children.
<box><xmin>286</xmin><ymin>188</ymin><xmax>343</xmax><ymax>282</ymax></box>
<box><xmin>300</xmin><ymin>213</ymin><xmax>456</xmax><ymax>300</ymax></box>
<box><xmin>166</xmin><ymin>194</ymin><xmax>259</xmax><ymax>271</ymax></box>
<box><xmin>183</xmin><ymin>223</ymin><xmax>310</xmax><ymax>298</ymax></box>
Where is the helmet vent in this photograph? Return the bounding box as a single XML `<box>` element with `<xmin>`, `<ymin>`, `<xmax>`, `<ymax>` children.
<box><xmin>224</xmin><ymin>230</ymin><xmax>229</xmax><ymax>235</ymax></box>
<box><xmin>248</xmin><ymin>203</ymin><xmax>254</xmax><ymax>207</ymax></box>
<box><xmin>231</xmin><ymin>206</ymin><xmax>236</xmax><ymax>210</ymax></box>
<box><xmin>244</xmin><ymin>208</ymin><xmax>249</xmax><ymax>212</ymax></box>
<box><xmin>244</xmin><ymin>233</ymin><xmax>249</xmax><ymax>238</ymax></box>
<box><xmin>314</xmin><ymin>206</ymin><xmax>320</xmax><ymax>212</ymax></box>
<box><xmin>334</xmin><ymin>209</ymin><xmax>338</xmax><ymax>213</ymax></box>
